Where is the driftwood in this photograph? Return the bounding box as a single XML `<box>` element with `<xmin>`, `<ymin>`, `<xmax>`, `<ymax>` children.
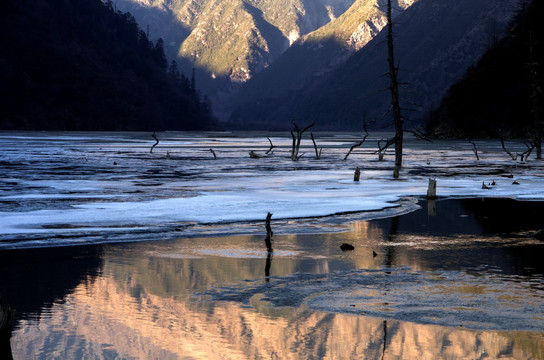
<box><xmin>150</xmin><ymin>132</ymin><xmax>159</xmax><ymax>153</ymax></box>
<box><xmin>310</xmin><ymin>133</ymin><xmax>322</xmax><ymax>160</ymax></box>
<box><xmin>249</xmin><ymin>137</ymin><xmax>276</xmax><ymax>159</ymax></box>
<box><xmin>249</xmin><ymin>150</ymin><xmax>266</xmax><ymax>159</ymax></box>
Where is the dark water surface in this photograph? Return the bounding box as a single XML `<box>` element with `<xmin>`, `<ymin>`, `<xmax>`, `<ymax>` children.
<box><xmin>1</xmin><ymin>198</ymin><xmax>543</xmax><ymax>359</ymax></box>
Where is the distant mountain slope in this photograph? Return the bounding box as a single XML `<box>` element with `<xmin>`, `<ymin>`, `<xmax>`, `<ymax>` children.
<box><xmin>426</xmin><ymin>0</ymin><xmax>543</xmax><ymax>139</ymax></box>
<box><xmin>0</xmin><ymin>0</ymin><xmax>217</xmax><ymax>131</ymax></box>
<box><xmin>229</xmin><ymin>0</ymin><xmax>518</xmax><ymax>130</ymax></box>
<box><xmin>113</xmin><ymin>0</ymin><xmax>356</xmax><ymax>84</ymax></box>
<box><xmin>233</xmin><ymin>0</ymin><xmax>417</xmax><ymax>106</ymax></box>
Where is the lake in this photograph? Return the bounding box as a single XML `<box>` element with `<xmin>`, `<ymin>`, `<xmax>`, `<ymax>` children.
<box><xmin>1</xmin><ymin>132</ymin><xmax>543</xmax><ymax>359</ymax></box>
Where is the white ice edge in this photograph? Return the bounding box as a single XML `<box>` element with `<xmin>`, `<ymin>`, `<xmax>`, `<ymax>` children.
<box><xmin>1</xmin><ymin>174</ymin><xmax>543</xmax><ymax>236</ymax></box>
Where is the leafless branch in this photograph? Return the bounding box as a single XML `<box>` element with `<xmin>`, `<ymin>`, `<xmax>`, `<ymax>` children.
<box><xmin>150</xmin><ymin>132</ymin><xmax>159</xmax><ymax>153</ymax></box>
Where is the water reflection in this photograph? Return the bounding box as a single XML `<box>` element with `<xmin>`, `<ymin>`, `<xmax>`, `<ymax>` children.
<box><xmin>3</xmin><ymin>199</ymin><xmax>544</xmax><ymax>359</ymax></box>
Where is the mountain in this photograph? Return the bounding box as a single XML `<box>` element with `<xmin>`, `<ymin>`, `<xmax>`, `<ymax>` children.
<box><xmin>0</xmin><ymin>0</ymin><xmax>217</xmax><ymax>131</ymax></box>
<box><xmin>112</xmin><ymin>0</ymin><xmax>356</xmax><ymax>85</ymax></box>
<box><xmin>229</xmin><ymin>0</ymin><xmax>519</xmax><ymax>130</ymax></box>
<box><xmin>232</xmin><ymin>0</ymin><xmax>417</xmax><ymax>107</ymax></box>
<box><xmin>426</xmin><ymin>0</ymin><xmax>543</xmax><ymax>139</ymax></box>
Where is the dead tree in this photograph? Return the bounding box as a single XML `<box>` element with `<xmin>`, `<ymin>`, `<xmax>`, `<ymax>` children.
<box><xmin>264</xmin><ymin>212</ymin><xmax>273</xmax><ymax>252</ymax></box>
<box><xmin>376</xmin><ymin>137</ymin><xmax>395</xmax><ymax>162</ymax></box>
<box><xmin>310</xmin><ymin>133</ymin><xmax>322</xmax><ymax>159</ymax></box>
<box><xmin>290</xmin><ymin>119</ymin><xmax>314</xmax><ymax>161</ymax></box>
<box><xmin>344</xmin><ymin>121</ymin><xmax>369</xmax><ymax>161</ymax></box>
<box><xmin>263</xmin><ymin>213</ymin><xmax>274</xmax><ymax>280</ymax></box>
<box><xmin>386</xmin><ymin>0</ymin><xmax>403</xmax><ymax>177</ymax></box>
<box><xmin>500</xmin><ymin>137</ymin><xmax>535</xmax><ymax>162</ymax></box>
<box><xmin>265</xmin><ymin>137</ymin><xmax>276</xmax><ymax>154</ymax></box>
<box><xmin>468</xmin><ymin>139</ymin><xmax>480</xmax><ymax>160</ymax></box>
<box><xmin>150</xmin><ymin>132</ymin><xmax>159</xmax><ymax>153</ymax></box>
<box><xmin>209</xmin><ymin>148</ymin><xmax>217</xmax><ymax>159</ymax></box>
<box><xmin>528</xmin><ymin>31</ymin><xmax>542</xmax><ymax>159</ymax></box>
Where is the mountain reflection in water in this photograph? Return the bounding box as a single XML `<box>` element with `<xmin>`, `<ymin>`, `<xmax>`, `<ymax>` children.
<box><xmin>2</xmin><ymin>198</ymin><xmax>544</xmax><ymax>359</ymax></box>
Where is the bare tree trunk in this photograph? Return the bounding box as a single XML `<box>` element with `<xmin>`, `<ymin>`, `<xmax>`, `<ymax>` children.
<box><xmin>264</xmin><ymin>212</ymin><xmax>273</xmax><ymax>252</ymax></box>
<box><xmin>529</xmin><ymin>31</ymin><xmax>542</xmax><ymax>159</ymax></box>
<box><xmin>344</xmin><ymin>120</ymin><xmax>369</xmax><ymax>161</ymax></box>
<box><xmin>209</xmin><ymin>148</ymin><xmax>217</xmax><ymax>159</ymax></box>
<box><xmin>468</xmin><ymin>139</ymin><xmax>480</xmax><ymax>160</ymax></box>
<box><xmin>386</xmin><ymin>0</ymin><xmax>403</xmax><ymax>177</ymax></box>
<box><xmin>310</xmin><ymin>133</ymin><xmax>322</xmax><ymax>159</ymax></box>
<box><xmin>290</xmin><ymin>120</ymin><xmax>314</xmax><ymax>161</ymax></box>
<box><xmin>150</xmin><ymin>132</ymin><xmax>159</xmax><ymax>153</ymax></box>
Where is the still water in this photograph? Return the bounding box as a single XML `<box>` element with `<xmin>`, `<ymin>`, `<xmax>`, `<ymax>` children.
<box><xmin>1</xmin><ymin>198</ymin><xmax>543</xmax><ymax>359</ymax></box>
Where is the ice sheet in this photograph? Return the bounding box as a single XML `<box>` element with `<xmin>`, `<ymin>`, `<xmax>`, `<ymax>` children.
<box><xmin>1</xmin><ymin>132</ymin><xmax>543</xmax><ymax>248</ymax></box>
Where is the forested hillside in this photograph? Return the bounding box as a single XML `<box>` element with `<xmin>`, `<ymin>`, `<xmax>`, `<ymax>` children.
<box><xmin>426</xmin><ymin>0</ymin><xmax>543</xmax><ymax>139</ymax></box>
<box><xmin>0</xmin><ymin>0</ymin><xmax>217</xmax><ymax>130</ymax></box>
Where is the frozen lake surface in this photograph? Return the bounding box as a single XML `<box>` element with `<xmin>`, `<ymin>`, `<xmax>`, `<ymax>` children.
<box><xmin>1</xmin><ymin>131</ymin><xmax>543</xmax><ymax>248</ymax></box>
<box><xmin>1</xmin><ymin>132</ymin><xmax>544</xmax><ymax>359</ymax></box>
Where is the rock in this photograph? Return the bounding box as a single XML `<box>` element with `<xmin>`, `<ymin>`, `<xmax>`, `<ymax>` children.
<box><xmin>340</xmin><ymin>243</ymin><xmax>354</xmax><ymax>251</ymax></box>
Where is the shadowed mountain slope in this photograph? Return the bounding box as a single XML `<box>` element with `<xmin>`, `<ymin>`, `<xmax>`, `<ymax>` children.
<box><xmin>229</xmin><ymin>0</ymin><xmax>518</xmax><ymax>130</ymax></box>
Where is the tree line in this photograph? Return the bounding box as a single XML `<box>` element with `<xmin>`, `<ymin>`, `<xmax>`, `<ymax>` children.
<box><xmin>0</xmin><ymin>0</ymin><xmax>217</xmax><ymax>131</ymax></box>
<box><xmin>426</xmin><ymin>0</ymin><xmax>542</xmax><ymax>158</ymax></box>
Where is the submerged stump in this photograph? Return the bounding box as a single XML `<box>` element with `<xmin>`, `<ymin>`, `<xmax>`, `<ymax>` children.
<box><xmin>427</xmin><ymin>178</ymin><xmax>437</xmax><ymax>199</ymax></box>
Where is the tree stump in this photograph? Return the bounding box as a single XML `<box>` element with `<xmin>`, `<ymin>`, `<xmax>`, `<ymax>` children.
<box><xmin>354</xmin><ymin>167</ymin><xmax>361</xmax><ymax>181</ymax></box>
<box><xmin>427</xmin><ymin>178</ymin><xmax>437</xmax><ymax>199</ymax></box>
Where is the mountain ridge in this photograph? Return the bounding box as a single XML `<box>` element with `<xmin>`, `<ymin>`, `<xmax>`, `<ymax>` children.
<box><xmin>229</xmin><ymin>0</ymin><xmax>519</xmax><ymax>130</ymax></box>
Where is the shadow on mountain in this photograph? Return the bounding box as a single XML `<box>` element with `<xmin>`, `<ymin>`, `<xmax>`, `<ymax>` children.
<box><xmin>228</xmin><ymin>0</ymin><xmax>517</xmax><ymax>131</ymax></box>
<box><xmin>242</xmin><ymin>2</ymin><xmax>289</xmax><ymax>61</ymax></box>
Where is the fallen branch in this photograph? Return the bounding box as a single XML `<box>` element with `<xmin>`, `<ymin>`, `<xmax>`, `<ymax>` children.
<box><xmin>249</xmin><ymin>150</ymin><xmax>266</xmax><ymax>159</ymax></box>
<box><xmin>150</xmin><ymin>132</ymin><xmax>159</xmax><ymax>153</ymax></box>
